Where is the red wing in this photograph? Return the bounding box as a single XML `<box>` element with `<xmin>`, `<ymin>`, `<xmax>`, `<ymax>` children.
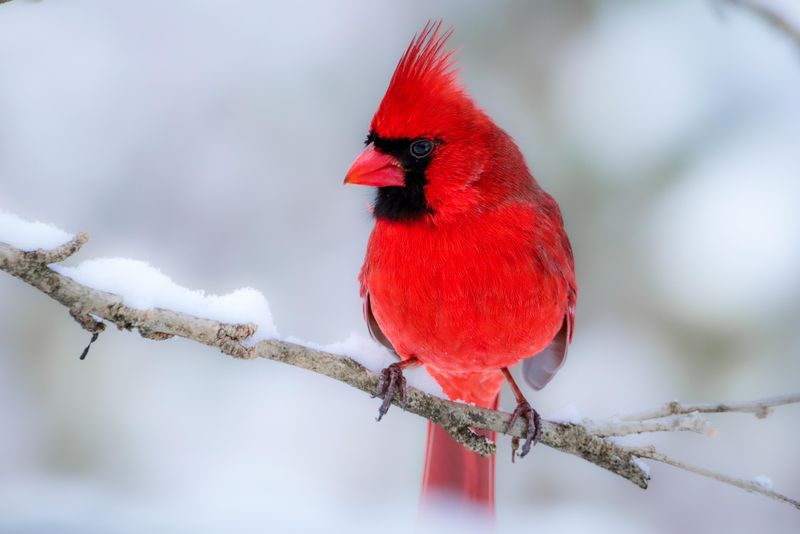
<box><xmin>522</xmin><ymin>194</ymin><xmax>577</xmax><ymax>390</ymax></box>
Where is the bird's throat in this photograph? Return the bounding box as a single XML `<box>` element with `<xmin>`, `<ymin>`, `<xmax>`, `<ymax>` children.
<box><xmin>373</xmin><ymin>171</ymin><xmax>431</xmax><ymax>221</ymax></box>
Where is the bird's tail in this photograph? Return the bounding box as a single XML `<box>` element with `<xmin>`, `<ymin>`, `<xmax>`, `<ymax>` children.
<box><xmin>421</xmin><ymin>420</ymin><xmax>496</xmax><ymax>511</ymax></box>
<box><xmin>420</xmin><ymin>370</ymin><xmax>502</xmax><ymax>515</ymax></box>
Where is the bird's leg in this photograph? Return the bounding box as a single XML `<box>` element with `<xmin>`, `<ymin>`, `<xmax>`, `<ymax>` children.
<box><xmin>502</xmin><ymin>367</ymin><xmax>542</xmax><ymax>459</ymax></box>
<box><xmin>373</xmin><ymin>356</ymin><xmax>420</xmax><ymax>421</ymax></box>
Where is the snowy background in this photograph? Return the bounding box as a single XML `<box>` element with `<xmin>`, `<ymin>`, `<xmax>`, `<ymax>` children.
<box><xmin>1</xmin><ymin>0</ymin><xmax>799</xmax><ymax>532</ymax></box>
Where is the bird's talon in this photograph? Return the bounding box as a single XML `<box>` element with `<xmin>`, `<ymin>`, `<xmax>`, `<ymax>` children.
<box><xmin>374</xmin><ymin>361</ymin><xmax>409</xmax><ymax>421</ymax></box>
<box><xmin>508</xmin><ymin>400</ymin><xmax>541</xmax><ymax>459</ymax></box>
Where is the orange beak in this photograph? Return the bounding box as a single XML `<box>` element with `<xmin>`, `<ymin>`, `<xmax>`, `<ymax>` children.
<box><xmin>344</xmin><ymin>145</ymin><xmax>405</xmax><ymax>187</ymax></box>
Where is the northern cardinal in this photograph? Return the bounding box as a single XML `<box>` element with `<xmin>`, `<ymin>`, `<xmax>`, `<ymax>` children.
<box><xmin>344</xmin><ymin>22</ymin><xmax>577</xmax><ymax>511</ymax></box>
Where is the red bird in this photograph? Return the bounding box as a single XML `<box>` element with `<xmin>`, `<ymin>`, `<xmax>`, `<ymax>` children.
<box><xmin>344</xmin><ymin>22</ymin><xmax>577</xmax><ymax>511</ymax></box>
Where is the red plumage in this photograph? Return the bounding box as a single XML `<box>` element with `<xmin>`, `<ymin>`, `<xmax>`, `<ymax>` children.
<box><xmin>346</xmin><ymin>21</ymin><xmax>577</xmax><ymax>512</ymax></box>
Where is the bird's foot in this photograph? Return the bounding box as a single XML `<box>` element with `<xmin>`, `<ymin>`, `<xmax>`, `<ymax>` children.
<box><xmin>507</xmin><ymin>399</ymin><xmax>541</xmax><ymax>459</ymax></box>
<box><xmin>373</xmin><ymin>361</ymin><xmax>410</xmax><ymax>421</ymax></box>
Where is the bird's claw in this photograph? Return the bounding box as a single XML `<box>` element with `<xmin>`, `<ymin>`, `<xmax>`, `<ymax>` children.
<box><xmin>507</xmin><ymin>400</ymin><xmax>541</xmax><ymax>458</ymax></box>
<box><xmin>373</xmin><ymin>361</ymin><xmax>408</xmax><ymax>421</ymax></box>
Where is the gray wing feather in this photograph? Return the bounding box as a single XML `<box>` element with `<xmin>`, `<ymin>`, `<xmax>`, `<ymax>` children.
<box><xmin>522</xmin><ymin>315</ymin><xmax>570</xmax><ymax>390</ymax></box>
<box><xmin>364</xmin><ymin>293</ymin><xmax>397</xmax><ymax>354</ymax></box>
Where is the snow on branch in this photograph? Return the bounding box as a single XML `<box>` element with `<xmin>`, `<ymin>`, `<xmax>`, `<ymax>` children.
<box><xmin>1</xmin><ymin>218</ymin><xmax>799</xmax><ymax>511</ymax></box>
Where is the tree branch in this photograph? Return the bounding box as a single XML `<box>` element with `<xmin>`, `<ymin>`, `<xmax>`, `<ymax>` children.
<box><xmin>723</xmin><ymin>0</ymin><xmax>800</xmax><ymax>52</ymax></box>
<box><xmin>1</xmin><ymin>232</ymin><xmax>798</xmax><ymax>510</ymax></box>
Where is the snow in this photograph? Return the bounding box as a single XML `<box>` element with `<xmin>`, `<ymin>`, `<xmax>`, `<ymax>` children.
<box><xmin>752</xmin><ymin>475</ymin><xmax>774</xmax><ymax>491</ymax></box>
<box><xmin>325</xmin><ymin>334</ymin><xmax>445</xmax><ymax>397</ymax></box>
<box><xmin>0</xmin><ymin>210</ymin><xmax>74</xmax><ymax>251</ymax></box>
<box><xmin>53</xmin><ymin>258</ymin><xmax>277</xmax><ymax>341</ymax></box>
<box><xmin>288</xmin><ymin>332</ymin><xmax>446</xmax><ymax>398</ymax></box>
<box><xmin>549</xmin><ymin>403</ymin><xmax>583</xmax><ymax>424</ymax></box>
<box><xmin>632</xmin><ymin>457</ymin><xmax>651</xmax><ymax>478</ymax></box>
<box><xmin>318</xmin><ymin>332</ymin><xmax>397</xmax><ymax>374</ymax></box>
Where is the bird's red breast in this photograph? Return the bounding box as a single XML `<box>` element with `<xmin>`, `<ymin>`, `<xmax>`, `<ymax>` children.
<box><xmin>360</xmin><ymin>178</ymin><xmax>573</xmax><ymax>406</ymax></box>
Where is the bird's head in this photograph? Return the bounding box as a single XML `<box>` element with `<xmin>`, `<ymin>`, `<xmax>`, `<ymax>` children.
<box><xmin>344</xmin><ymin>21</ymin><xmax>526</xmax><ymax>223</ymax></box>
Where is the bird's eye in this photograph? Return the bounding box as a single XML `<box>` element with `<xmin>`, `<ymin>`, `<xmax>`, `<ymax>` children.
<box><xmin>410</xmin><ymin>139</ymin><xmax>434</xmax><ymax>158</ymax></box>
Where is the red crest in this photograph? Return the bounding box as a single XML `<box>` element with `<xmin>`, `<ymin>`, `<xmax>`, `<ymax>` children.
<box><xmin>371</xmin><ymin>21</ymin><xmax>473</xmax><ymax>139</ymax></box>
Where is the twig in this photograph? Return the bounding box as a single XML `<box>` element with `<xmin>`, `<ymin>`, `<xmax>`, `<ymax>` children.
<box><xmin>723</xmin><ymin>0</ymin><xmax>800</xmax><ymax>52</ymax></box>
<box><xmin>2</xmin><ymin>232</ymin><xmax>799</xmax><ymax>509</ymax></box>
<box><xmin>25</xmin><ymin>231</ymin><xmax>90</xmax><ymax>264</ymax></box>
<box><xmin>627</xmin><ymin>446</ymin><xmax>800</xmax><ymax>510</ymax></box>
<box><xmin>618</xmin><ymin>394</ymin><xmax>800</xmax><ymax>421</ymax></box>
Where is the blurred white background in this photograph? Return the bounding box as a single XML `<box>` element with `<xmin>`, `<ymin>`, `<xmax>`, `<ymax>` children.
<box><xmin>1</xmin><ymin>0</ymin><xmax>799</xmax><ymax>532</ymax></box>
